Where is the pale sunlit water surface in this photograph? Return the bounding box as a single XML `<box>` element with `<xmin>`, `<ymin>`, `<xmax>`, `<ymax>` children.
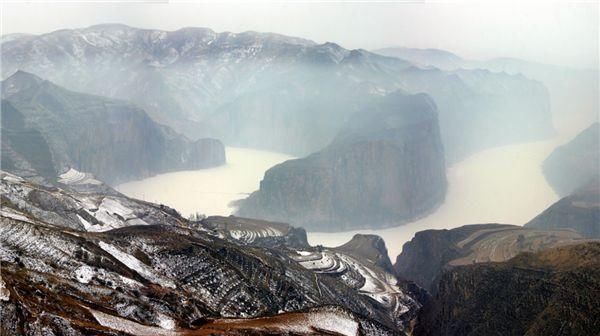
<box><xmin>117</xmin><ymin>138</ymin><xmax>566</xmax><ymax>259</ymax></box>
<box><xmin>116</xmin><ymin>147</ymin><xmax>294</xmax><ymax>217</ymax></box>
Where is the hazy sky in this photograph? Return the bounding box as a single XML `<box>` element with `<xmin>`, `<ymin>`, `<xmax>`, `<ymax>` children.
<box><xmin>1</xmin><ymin>1</ymin><xmax>598</xmax><ymax>69</ymax></box>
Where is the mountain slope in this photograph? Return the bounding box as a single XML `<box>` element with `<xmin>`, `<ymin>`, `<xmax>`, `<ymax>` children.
<box><xmin>1</xmin><ymin>25</ymin><xmax>552</xmax><ymax>161</ymax></box>
<box><xmin>0</xmin><ymin>171</ymin><xmax>418</xmax><ymax>335</ymax></box>
<box><xmin>235</xmin><ymin>92</ymin><xmax>447</xmax><ymax>231</ymax></box>
<box><xmin>0</xmin><ymin>71</ymin><xmax>225</xmax><ymax>184</ymax></box>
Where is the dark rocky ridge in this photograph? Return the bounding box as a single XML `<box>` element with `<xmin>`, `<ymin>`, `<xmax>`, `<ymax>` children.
<box><xmin>1</xmin><ymin>24</ymin><xmax>553</xmax><ymax>161</ymax></box>
<box><xmin>543</xmin><ymin>122</ymin><xmax>599</xmax><ymax>196</ymax></box>
<box><xmin>394</xmin><ymin>181</ymin><xmax>600</xmax><ymax>292</ymax></box>
<box><xmin>414</xmin><ymin>242</ymin><xmax>600</xmax><ymax>336</ymax></box>
<box><xmin>235</xmin><ymin>92</ymin><xmax>447</xmax><ymax>231</ymax></box>
<box><xmin>1</xmin><ymin>71</ymin><xmax>225</xmax><ymax>184</ymax></box>
<box><xmin>394</xmin><ymin>223</ymin><xmax>590</xmax><ymax>292</ymax></box>
<box><xmin>525</xmin><ymin>179</ymin><xmax>600</xmax><ymax>238</ymax></box>
<box><xmin>337</xmin><ymin>234</ymin><xmax>395</xmax><ymax>273</ymax></box>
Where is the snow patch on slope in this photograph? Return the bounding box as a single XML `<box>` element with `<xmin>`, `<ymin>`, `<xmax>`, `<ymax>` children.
<box><xmin>0</xmin><ymin>276</ymin><xmax>10</xmax><ymax>301</ymax></box>
<box><xmin>84</xmin><ymin>197</ymin><xmax>148</xmax><ymax>231</ymax></box>
<box><xmin>157</xmin><ymin>313</ymin><xmax>176</xmax><ymax>330</ymax></box>
<box><xmin>89</xmin><ymin>308</ymin><xmax>178</xmax><ymax>336</ymax></box>
<box><xmin>58</xmin><ymin>168</ymin><xmax>102</xmax><ymax>185</ymax></box>
<box><xmin>0</xmin><ymin>208</ymin><xmax>33</xmax><ymax>223</ymax></box>
<box><xmin>75</xmin><ymin>265</ymin><xmax>95</xmax><ymax>284</ymax></box>
<box><xmin>229</xmin><ymin>226</ymin><xmax>283</xmax><ymax>243</ymax></box>
<box><xmin>98</xmin><ymin>241</ymin><xmax>175</xmax><ymax>288</ymax></box>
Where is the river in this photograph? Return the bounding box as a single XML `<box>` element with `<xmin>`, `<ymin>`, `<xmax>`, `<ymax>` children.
<box><xmin>117</xmin><ymin>138</ymin><xmax>565</xmax><ymax>259</ymax></box>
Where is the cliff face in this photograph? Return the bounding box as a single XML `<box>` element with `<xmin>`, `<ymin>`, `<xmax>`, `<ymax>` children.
<box><xmin>543</xmin><ymin>122</ymin><xmax>599</xmax><ymax>196</ymax></box>
<box><xmin>414</xmin><ymin>243</ymin><xmax>600</xmax><ymax>336</ymax></box>
<box><xmin>393</xmin><ymin>224</ymin><xmax>589</xmax><ymax>292</ymax></box>
<box><xmin>525</xmin><ymin>179</ymin><xmax>600</xmax><ymax>238</ymax></box>
<box><xmin>0</xmin><ymin>71</ymin><xmax>225</xmax><ymax>184</ymax></box>
<box><xmin>236</xmin><ymin>92</ymin><xmax>447</xmax><ymax>231</ymax></box>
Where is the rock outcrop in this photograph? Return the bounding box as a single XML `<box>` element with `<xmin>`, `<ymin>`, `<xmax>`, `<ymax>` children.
<box><xmin>236</xmin><ymin>92</ymin><xmax>447</xmax><ymax>231</ymax></box>
<box><xmin>1</xmin><ymin>71</ymin><xmax>225</xmax><ymax>184</ymax></box>
<box><xmin>414</xmin><ymin>242</ymin><xmax>600</xmax><ymax>336</ymax></box>
<box><xmin>543</xmin><ymin>122</ymin><xmax>600</xmax><ymax>196</ymax></box>
<box><xmin>525</xmin><ymin>179</ymin><xmax>600</xmax><ymax>238</ymax></box>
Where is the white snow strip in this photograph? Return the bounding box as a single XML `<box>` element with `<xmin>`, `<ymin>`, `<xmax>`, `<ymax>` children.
<box><xmin>0</xmin><ymin>209</ymin><xmax>33</xmax><ymax>223</ymax></box>
<box><xmin>77</xmin><ymin>214</ymin><xmax>94</xmax><ymax>231</ymax></box>
<box><xmin>119</xmin><ymin>275</ymin><xmax>143</xmax><ymax>288</ymax></box>
<box><xmin>89</xmin><ymin>197</ymin><xmax>148</xmax><ymax>231</ymax></box>
<box><xmin>1</xmin><ymin>172</ymin><xmax>23</xmax><ymax>183</ymax></box>
<box><xmin>307</xmin><ymin>311</ymin><xmax>359</xmax><ymax>336</ymax></box>
<box><xmin>88</xmin><ymin>308</ymin><xmax>178</xmax><ymax>336</ymax></box>
<box><xmin>98</xmin><ymin>242</ymin><xmax>175</xmax><ymax>288</ymax></box>
<box><xmin>157</xmin><ymin>313</ymin><xmax>176</xmax><ymax>330</ymax></box>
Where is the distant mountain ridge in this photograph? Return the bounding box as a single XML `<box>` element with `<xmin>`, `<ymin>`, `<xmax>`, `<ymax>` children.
<box><xmin>0</xmin><ymin>71</ymin><xmax>225</xmax><ymax>184</ymax></box>
<box><xmin>374</xmin><ymin>47</ymin><xmax>599</xmax><ymax>136</ymax></box>
<box><xmin>2</xmin><ymin>24</ymin><xmax>553</xmax><ymax>161</ymax></box>
<box><xmin>542</xmin><ymin>123</ymin><xmax>600</xmax><ymax>197</ymax></box>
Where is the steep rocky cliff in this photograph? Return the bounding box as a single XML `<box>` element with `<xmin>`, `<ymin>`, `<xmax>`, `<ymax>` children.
<box><xmin>1</xmin><ymin>25</ymin><xmax>553</xmax><ymax>161</ymax></box>
<box><xmin>0</xmin><ymin>71</ymin><xmax>225</xmax><ymax>184</ymax></box>
<box><xmin>0</xmin><ymin>171</ymin><xmax>418</xmax><ymax>335</ymax></box>
<box><xmin>525</xmin><ymin>179</ymin><xmax>599</xmax><ymax>238</ymax></box>
<box><xmin>236</xmin><ymin>92</ymin><xmax>447</xmax><ymax>231</ymax></box>
<box><xmin>543</xmin><ymin>122</ymin><xmax>599</xmax><ymax>196</ymax></box>
<box><xmin>394</xmin><ymin>224</ymin><xmax>590</xmax><ymax>292</ymax></box>
<box><xmin>414</xmin><ymin>243</ymin><xmax>600</xmax><ymax>336</ymax></box>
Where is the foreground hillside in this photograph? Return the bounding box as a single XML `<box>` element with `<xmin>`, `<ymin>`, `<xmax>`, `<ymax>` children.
<box><xmin>0</xmin><ymin>171</ymin><xmax>418</xmax><ymax>335</ymax></box>
<box><xmin>1</xmin><ymin>71</ymin><xmax>225</xmax><ymax>184</ymax></box>
<box><xmin>392</xmin><ymin>181</ymin><xmax>599</xmax><ymax>335</ymax></box>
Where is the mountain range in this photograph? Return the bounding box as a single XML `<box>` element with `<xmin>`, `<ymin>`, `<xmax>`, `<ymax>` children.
<box><xmin>1</xmin><ymin>23</ymin><xmax>598</xmax><ymax>336</ymax></box>
<box><xmin>375</xmin><ymin>47</ymin><xmax>599</xmax><ymax>136</ymax></box>
<box><xmin>1</xmin><ymin>24</ymin><xmax>553</xmax><ymax>161</ymax></box>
